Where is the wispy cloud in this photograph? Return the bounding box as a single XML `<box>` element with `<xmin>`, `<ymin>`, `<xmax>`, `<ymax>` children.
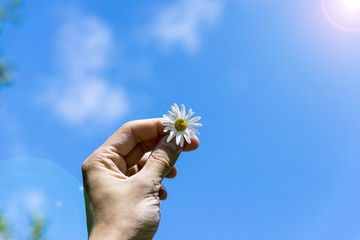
<box><xmin>44</xmin><ymin>11</ymin><xmax>129</xmax><ymax>126</ymax></box>
<box><xmin>151</xmin><ymin>0</ymin><xmax>223</xmax><ymax>53</ymax></box>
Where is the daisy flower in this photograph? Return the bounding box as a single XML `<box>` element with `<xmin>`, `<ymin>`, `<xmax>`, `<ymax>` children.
<box><xmin>161</xmin><ymin>103</ymin><xmax>202</xmax><ymax>147</ymax></box>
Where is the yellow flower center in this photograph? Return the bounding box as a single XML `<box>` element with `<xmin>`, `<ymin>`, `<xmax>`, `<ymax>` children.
<box><xmin>174</xmin><ymin>119</ymin><xmax>187</xmax><ymax>131</ymax></box>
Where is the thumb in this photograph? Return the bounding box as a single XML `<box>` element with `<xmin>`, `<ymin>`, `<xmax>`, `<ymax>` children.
<box><xmin>141</xmin><ymin>135</ymin><xmax>183</xmax><ymax>183</ymax></box>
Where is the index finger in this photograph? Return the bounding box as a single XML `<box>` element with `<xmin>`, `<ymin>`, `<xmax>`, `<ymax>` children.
<box><xmin>103</xmin><ymin>118</ymin><xmax>166</xmax><ymax>157</ymax></box>
<box><xmin>102</xmin><ymin>118</ymin><xmax>200</xmax><ymax>158</ymax></box>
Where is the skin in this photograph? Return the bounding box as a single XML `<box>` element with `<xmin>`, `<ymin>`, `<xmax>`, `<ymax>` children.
<box><xmin>82</xmin><ymin>118</ymin><xmax>200</xmax><ymax>240</ymax></box>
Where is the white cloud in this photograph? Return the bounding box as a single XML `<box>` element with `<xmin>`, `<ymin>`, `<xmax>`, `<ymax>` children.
<box><xmin>151</xmin><ymin>0</ymin><xmax>223</xmax><ymax>52</ymax></box>
<box><xmin>56</xmin><ymin>15</ymin><xmax>112</xmax><ymax>78</ymax></box>
<box><xmin>54</xmin><ymin>78</ymin><xmax>128</xmax><ymax>125</ymax></box>
<box><xmin>45</xmin><ymin>11</ymin><xmax>129</xmax><ymax>126</ymax></box>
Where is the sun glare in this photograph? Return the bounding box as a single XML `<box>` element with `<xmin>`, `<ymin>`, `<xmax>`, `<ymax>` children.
<box><xmin>343</xmin><ymin>0</ymin><xmax>360</xmax><ymax>10</ymax></box>
<box><xmin>322</xmin><ymin>0</ymin><xmax>360</xmax><ymax>32</ymax></box>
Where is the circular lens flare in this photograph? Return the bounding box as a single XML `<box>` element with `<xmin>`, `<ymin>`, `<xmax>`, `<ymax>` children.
<box><xmin>0</xmin><ymin>157</ymin><xmax>87</xmax><ymax>239</ymax></box>
<box><xmin>322</xmin><ymin>0</ymin><xmax>360</xmax><ymax>31</ymax></box>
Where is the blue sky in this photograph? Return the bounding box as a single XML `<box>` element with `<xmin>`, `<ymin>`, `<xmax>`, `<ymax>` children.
<box><xmin>0</xmin><ymin>0</ymin><xmax>360</xmax><ymax>239</ymax></box>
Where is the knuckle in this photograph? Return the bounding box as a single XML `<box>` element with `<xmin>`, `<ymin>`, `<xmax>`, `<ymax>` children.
<box><xmin>122</xmin><ymin>121</ymin><xmax>132</xmax><ymax>129</ymax></box>
<box><xmin>133</xmin><ymin>176</ymin><xmax>161</xmax><ymax>193</ymax></box>
<box><xmin>81</xmin><ymin>149</ymin><xmax>102</xmax><ymax>173</ymax></box>
<box><xmin>122</xmin><ymin>120</ymin><xmax>136</xmax><ymax>130</ymax></box>
<box><xmin>81</xmin><ymin>159</ymin><xmax>93</xmax><ymax>173</ymax></box>
<box><xmin>150</xmin><ymin>151</ymin><xmax>172</xmax><ymax>170</ymax></box>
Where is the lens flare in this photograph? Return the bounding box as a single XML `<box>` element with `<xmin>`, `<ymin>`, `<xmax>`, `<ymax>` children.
<box><xmin>322</xmin><ymin>0</ymin><xmax>360</xmax><ymax>32</ymax></box>
<box><xmin>0</xmin><ymin>157</ymin><xmax>87</xmax><ymax>239</ymax></box>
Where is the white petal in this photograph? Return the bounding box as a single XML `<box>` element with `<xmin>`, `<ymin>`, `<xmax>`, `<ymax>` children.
<box><xmin>161</xmin><ymin>119</ymin><xmax>174</xmax><ymax>125</ymax></box>
<box><xmin>174</xmin><ymin>103</ymin><xmax>180</xmax><ymax>113</ymax></box>
<box><xmin>167</xmin><ymin>131</ymin><xmax>176</xmax><ymax>142</ymax></box>
<box><xmin>168</xmin><ymin>111</ymin><xmax>177</xmax><ymax>121</ymax></box>
<box><xmin>186</xmin><ymin>129</ymin><xmax>196</xmax><ymax>138</ymax></box>
<box><xmin>172</xmin><ymin>103</ymin><xmax>179</xmax><ymax>116</ymax></box>
<box><xmin>184</xmin><ymin>131</ymin><xmax>191</xmax><ymax>144</ymax></box>
<box><xmin>180</xmin><ymin>136</ymin><xmax>184</xmax><ymax>147</ymax></box>
<box><xmin>188</xmin><ymin>123</ymin><xmax>202</xmax><ymax>127</ymax></box>
<box><xmin>188</xmin><ymin>126</ymin><xmax>200</xmax><ymax>135</ymax></box>
<box><xmin>171</xmin><ymin>105</ymin><xmax>178</xmax><ymax>118</ymax></box>
<box><xmin>176</xmin><ymin>132</ymin><xmax>182</xmax><ymax>145</ymax></box>
<box><xmin>163</xmin><ymin>126</ymin><xmax>173</xmax><ymax>132</ymax></box>
<box><xmin>185</xmin><ymin>109</ymin><xmax>194</xmax><ymax>121</ymax></box>
<box><xmin>181</xmin><ymin>104</ymin><xmax>186</xmax><ymax>119</ymax></box>
<box><xmin>162</xmin><ymin>114</ymin><xmax>173</xmax><ymax>122</ymax></box>
<box><xmin>174</xmin><ymin>103</ymin><xmax>181</xmax><ymax>119</ymax></box>
<box><xmin>188</xmin><ymin>116</ymin><xmax>201</xmax><ymax>123</ymax></box>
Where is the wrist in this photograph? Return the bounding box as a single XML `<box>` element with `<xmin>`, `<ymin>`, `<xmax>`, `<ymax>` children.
<box><xmin>89</xmin><ymin>221</ymin><xmax>154</xmax><ymax>240</ymax></box>
<box><xmin>89</xmin><ymin>222</ymin><xmax>132</xmax><ymax>240</ymax></box>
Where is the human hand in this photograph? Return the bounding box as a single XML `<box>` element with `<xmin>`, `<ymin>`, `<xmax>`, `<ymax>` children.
<box><xmin>82</xmin><ymin>118</ymin><xmax>199</xmax><ymax>240</ymax></box>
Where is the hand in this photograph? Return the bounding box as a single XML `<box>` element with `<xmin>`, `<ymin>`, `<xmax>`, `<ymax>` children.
<box><xmin>82</xmin><ymin>118</ymin><xmax>199</xmax><ymax>240</ymax></box>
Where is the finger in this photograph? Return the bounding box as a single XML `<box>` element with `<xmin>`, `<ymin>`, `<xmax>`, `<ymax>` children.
<box><xmin>159</xmin><ymin>183</ymin><xmax>167</xmax><ymax>200</ymax></box>
<box><xmin>124</xmin><ymin>138</ymin><xmax>161</xmax><ymax>168</ymax></box>
<box><xmin>140</xmin><ymin>136</ymin><xmax>182</xmax><ymax>183</ymax></box>
<box><xmin>128</xmin><ymin>165</ymin><xmax>138</xmax><ymax>176</ymax></box>
<box><xmin>139</xmin><ymin>154</ymin><xmax>177</xmax><ymax>179</ymax></box>
<box><xmin>165</xmin><ymin>166</ymin><xmax>177</xmax><ymax>178</ymax></box>
<box><xmin>129</xmin><ymin>153</ymin><xmax>177</xmax><ymax>178</ymax></box>
<box><xmin>182</xmin><ymin>136</ymin><xmax>200</xmax><ymax>151</ymax></box>
<box><xmin>127</xmin><ymin>152</ymin><xmax>151</xmax><ymax>176</ymax></box>
<box><xmin>125</xmin><ymin>135</ymin><xmax>200</xmax><ymax>168</ymax></box>
<box><xmin>84</xmin><ymin>146</ymin><xmax>128</xmax><ymax>177</ymax></box>
<box><xmin>103</xmin><ymin>118</ymin><xmax>166</xmax><ymax>158</ymax></box>
<box><xmin>137</xmin><ymin>152</ymin><xmax>152</xmax><ymax>169</ymax></box>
